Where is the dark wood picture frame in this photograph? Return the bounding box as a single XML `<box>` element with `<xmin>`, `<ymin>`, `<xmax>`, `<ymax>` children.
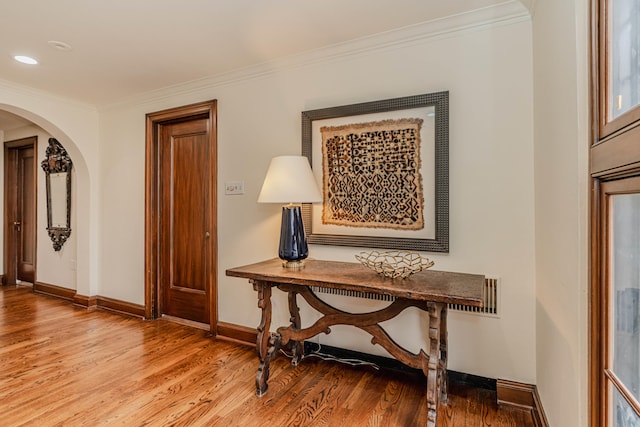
<box><xmin>301</xmin><ymin>91</ymin><xmax>449</xmax><ymax>252</ymax></box>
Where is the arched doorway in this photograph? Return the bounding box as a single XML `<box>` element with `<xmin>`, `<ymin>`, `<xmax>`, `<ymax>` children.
<box><xmin>0</xmin><ymin>106</ymin><xmax>90</xmax><ymax>296</ymax></box>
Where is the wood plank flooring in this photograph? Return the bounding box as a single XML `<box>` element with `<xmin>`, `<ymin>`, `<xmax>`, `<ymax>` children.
<box><xmin>0</xmin><ymin>285</ymin><xmax>534</xmax><ymax>426</ymax></box>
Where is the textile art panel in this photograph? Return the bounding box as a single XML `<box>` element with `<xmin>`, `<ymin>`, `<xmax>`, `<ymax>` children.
<box><xmin>320</xmin><ymin>118</ymin><xmax>425</xmax><ymax>230</ymax></box>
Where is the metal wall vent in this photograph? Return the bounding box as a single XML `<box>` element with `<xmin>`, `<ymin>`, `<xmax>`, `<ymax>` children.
<box><xmin>309</xmin><ymin>287</ymin><xmax>396</xmax><ymax>302</ymax></box>
<box><xmin>448</xmin><ymin>276</ymin><xmax>500</xmax><ymax>317</ymax></box>
<box><xmin>310</xmin><ymin>276</ymin><xmax>499</xmax><ymax>317</ymax></box>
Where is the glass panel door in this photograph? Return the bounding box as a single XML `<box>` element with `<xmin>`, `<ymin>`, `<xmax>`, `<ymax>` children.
<box><xmin>599</xmin><ymin>0</ymin><xmax>640</xmax><ymax>137</ymax></box>
<box><xmin>604</xmin><ymin>184</ymin><xmax>640</xmax><ymax>426</ymax></box>
<box><xmin>611</xmin><ymin>386</ymin><xmax>640</xmax><ymax>427</ymax></box>
<box><xmin>609</xmin><ymin>0</ymin><xmax>640</xmax><ymax>121</ymax></box>
<box><xmin>593</xmin><ymin>1</ymin><xmax>640</xmax><ymax>425</ymax></box>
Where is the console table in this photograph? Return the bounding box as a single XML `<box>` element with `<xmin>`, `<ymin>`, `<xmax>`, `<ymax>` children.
<box><xmin>226</xmin><ymin>258</ymin><xmax>484</xmax><ymax>427</ymax></box>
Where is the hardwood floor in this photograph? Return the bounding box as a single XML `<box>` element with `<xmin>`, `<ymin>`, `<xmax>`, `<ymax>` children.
<box><xmin>0</xmin><ymin>285</ymin><xmax>534</xmax><ymax>426</ymax></box>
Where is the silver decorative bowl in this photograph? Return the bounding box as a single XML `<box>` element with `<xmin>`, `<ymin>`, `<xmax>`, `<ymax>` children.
<box><xmin>355</xmin><ymin>250</ymin><xmax>434</xmax><ymax>279</ymax></box>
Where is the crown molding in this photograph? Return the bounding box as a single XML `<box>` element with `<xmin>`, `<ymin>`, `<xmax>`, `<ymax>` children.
<box><xmin>0</xmin><ymin>77</ymin><xmax>97</xmax><ymax>112</ymax></box>
<box><xmin>101</xmin><ymin>1</ymin><xmax>530</xmax><ymax>111</ymax></box>
<box><xmin>518</xmin><ymin>0</ymin><xmax>537</xmax><ymax>16</ymax></box>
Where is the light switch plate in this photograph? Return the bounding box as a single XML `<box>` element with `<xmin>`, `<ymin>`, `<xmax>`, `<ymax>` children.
<box><xmin>225</xmin><ymin>181</ymin><xmax>245</xmax><ymax>195</ymax></box>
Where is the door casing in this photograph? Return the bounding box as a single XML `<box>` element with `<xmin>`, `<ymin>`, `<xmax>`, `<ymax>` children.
<box><xmin>144</xmin><ymin>100</ymin><xmax>218</xmax><ymax>333</ymax></box>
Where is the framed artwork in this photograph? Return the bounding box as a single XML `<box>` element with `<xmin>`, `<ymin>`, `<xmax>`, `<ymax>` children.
<box><xmin>301</xmin><ymin>91</ymin><xmax>449</xmax><ymax>252</ymax></box>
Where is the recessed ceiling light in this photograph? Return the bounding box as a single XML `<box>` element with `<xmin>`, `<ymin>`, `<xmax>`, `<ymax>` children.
<box><xmin>48</xmin><ymin>40</ymin><xmax>72</xmax><ymax>51</ymax></box>
<box><xmin>14</xmin><ymin>55</ymin><xmax>38</xmax><ymax>65</ymax></box>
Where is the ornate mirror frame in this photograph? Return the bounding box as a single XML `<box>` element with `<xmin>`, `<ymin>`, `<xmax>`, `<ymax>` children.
<box><xmin>41</xmin><ymin>138</ymin><xmax>73</xmax><ymax>251</ymax></box>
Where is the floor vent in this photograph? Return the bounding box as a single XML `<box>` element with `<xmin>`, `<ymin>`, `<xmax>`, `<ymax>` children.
<box><xmin>310</xmin><ymin>276</ymin><xmax>499</xmax><ymax>317</ymax></box>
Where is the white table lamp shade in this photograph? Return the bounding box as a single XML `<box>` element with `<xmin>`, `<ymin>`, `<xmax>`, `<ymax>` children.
<box><xmin>258</xmin><ymin>156</ymin><xmax>322</xmax><ymax>204</ymax></box>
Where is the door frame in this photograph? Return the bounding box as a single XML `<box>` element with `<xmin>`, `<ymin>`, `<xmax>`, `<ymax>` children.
<box><xmin>144</xmin><ymin>100</ymin><xmax>218</xmax><ymax>333</ymax></box>
<box><xmin>3</xmin><ymin>136</ymin><xmax>37</xmax><ymax>286</ymax></box>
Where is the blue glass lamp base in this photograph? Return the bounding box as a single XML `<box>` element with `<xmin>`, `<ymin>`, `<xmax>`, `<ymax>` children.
<box><xmin>279</xmin><ymin>205</ymin><xmax>308</xmax><ymax>269</ymax></box>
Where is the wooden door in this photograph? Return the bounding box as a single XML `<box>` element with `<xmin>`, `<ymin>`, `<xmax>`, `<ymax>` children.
<box><xmin>146</xmin><ymin>101</ymin><xmax>217</xmax><ymax>331</ymax></box>
<box><xmin>159</xmin><ymin>118</ymin><xmax>211</xmax><ymax>324</ymax></box>
<box><xmin>591</xmin><ymin>0</ymin><xmax>640</xmax><ymax>424</ymax></box>
<box><xmin>4</xmin><ymin>137</ymin><xmax>36</xmax><ymax>285</ymax></box>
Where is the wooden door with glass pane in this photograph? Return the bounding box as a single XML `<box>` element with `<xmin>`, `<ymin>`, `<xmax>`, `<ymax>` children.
<box><xmin>592</xmin><ymin>0</ymin><xmax>640</xmax><ymax>425</ymax></box>
<box><xmin>598</xmin><ymin>0</ymin><xmax>640</xmax><ymax>136</ymax></box>
<box><xmin>597</xmin><ymin>178</ymin><xmax>640</xmax><ymax>427</ymax></box>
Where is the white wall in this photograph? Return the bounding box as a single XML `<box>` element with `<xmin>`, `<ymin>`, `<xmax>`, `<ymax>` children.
<box><xmin>99</xmin><ymin>7</ymin><xmax>537</xmax><ymax>382</ymax></box>
<box><xmin>532</xmin><ymin>0</ymin><xmax>589</xmax><ymax>425</ymax></box>
<box><xmin>3</xmin><ymin>125</ymin><xmax>77</xmax><ymax>289</ymax></box>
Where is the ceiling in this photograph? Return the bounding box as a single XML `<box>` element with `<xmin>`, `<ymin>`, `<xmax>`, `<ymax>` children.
<box><xmin>0</xmin><ymin>0</ymin><xmax>520</xmax><ymax>130</ymax></box>
<box><xmin>0</xmin><ymin>110</ymin><xmax>32</xmax><ymax>131</ymax></box>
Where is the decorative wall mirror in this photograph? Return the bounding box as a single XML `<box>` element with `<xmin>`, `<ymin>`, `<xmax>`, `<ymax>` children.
<box><xmin>41</xmin><ymin>138</ymin><xmax>72</xmax><ymax>251</ymax></box>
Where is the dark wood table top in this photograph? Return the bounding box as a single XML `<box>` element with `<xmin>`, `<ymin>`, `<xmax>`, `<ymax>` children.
<box><xmin>226</xmin><ymin>258</ymin><xmax>484</xmax><ymax>307</ymax></box>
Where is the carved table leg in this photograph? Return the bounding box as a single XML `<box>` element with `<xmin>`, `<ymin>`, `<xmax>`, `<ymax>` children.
<box><xmin>424</xmin><ymin>302</ymin><xmax>443</xmax><ymax>427</ymax></box>
<box><xmin>439</xmin><ymin>304</ymin><xmax>448</xmax><ymax>404</ymax></box>
<box><xmin>287</xmin><ymin>290</ymin><xmax>303</xmax><ymax>366</ymax></box>
<box><xmin>253</xmin><ymin>280</ymin><xmax>280</xmax><ymax>397</ymax></box>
